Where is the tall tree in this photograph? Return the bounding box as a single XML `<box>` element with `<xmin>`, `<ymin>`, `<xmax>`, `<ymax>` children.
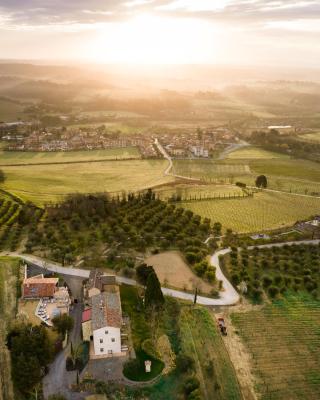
<box><xmin>0</xmin><ymin>169</ymin><xmax>5</xmax><ymax>183</ymax></box>
<box><xmin>52</xmin><ymin>314</ymin><xmax>74</xmax><ymax>337</ymax></box>
<box><xmin>144</xmin><ymin>271</ymin><xmax>164</xmax><ymax>309</ymax></box>
<box><xmin>255</xmin><ymin>175</ymin><xmax>268</xmax><ymax>188</ymax></box>
<box><xmin>136</xmin><ymin>263</ymin><xmax>155</xmax><ymax>286</ymax></box>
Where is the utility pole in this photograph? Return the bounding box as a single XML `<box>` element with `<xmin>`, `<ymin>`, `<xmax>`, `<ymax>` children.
<box><xmin>194</xmin><ymin>287</ymin><xmax>198</xmax><ymax>305</ymax></box>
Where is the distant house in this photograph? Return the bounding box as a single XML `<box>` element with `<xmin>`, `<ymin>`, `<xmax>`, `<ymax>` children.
<box><xmin>22</xmin><ymin>274</ymin><xmax>59</xmax><ymax>299</ymax></box>
<box><xmin>82</xmin><ymin>283</ymin><xmax>123</xmax><ymax>357</ymax></box>
<box><xmin>268</xmin><ymin>125</ymin><xmax>293</xmax><ymax>134</ymax></box>
<box><xmin>190</xmin><ymin>146</ymin><xmax>209</xmax><ymax>158</ymax></box>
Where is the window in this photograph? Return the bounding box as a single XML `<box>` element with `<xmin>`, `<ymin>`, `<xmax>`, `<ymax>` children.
<box><xmin>100</xmin><ymin>348</ymin><xmax>104</xmax><ymax>352</ymax></box>
<box><xmin>105</xmin><ymin>330</ymin><xmax>108</xmax><ymax>334</ymax></box>
<box><xmin>111</xmin><ymin>338</ymin><xmax>115</xmax><ymax>342</ymax></box>
<box><xmin>108</xmin><ymin>350</ymin><xmax>113</xmax><ymax>354</ymax></box>
<box><xmin>100</xmin><ymin>339</ymin><xmax>103</xmax><ymax>343</ymax></box>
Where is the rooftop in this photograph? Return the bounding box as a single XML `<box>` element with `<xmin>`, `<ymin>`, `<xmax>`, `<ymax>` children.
<box><xmin>91</xmin><ymin>286</ymin><xmax>122</xmax><ymax>330</ymax></box>
<box><xmin>88</xmin><ymin>269</ymin><xmax>117</xmax><ymax>291</ymax></box>
<box><xmin>82</xmin><ymin>308</ymin><xmax>92</xmax><ymax>323</ymax></box>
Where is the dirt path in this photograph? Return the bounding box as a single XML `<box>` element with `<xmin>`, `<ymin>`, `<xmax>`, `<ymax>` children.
<box><xmin>211</xmin><ymin>303</ymin><xmax>263</xmax><ymax>400</ymax></box>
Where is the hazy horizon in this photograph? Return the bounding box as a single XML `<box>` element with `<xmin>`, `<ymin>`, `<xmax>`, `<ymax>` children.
<box><xmin>0</xmin><ymin>1</ymin><xmax>319</xmax><ymax>68</ymax></box>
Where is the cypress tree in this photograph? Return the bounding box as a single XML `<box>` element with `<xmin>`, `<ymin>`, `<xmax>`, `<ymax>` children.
<box><xmin>145</xmin><ymin>271</ymin><xmax>164</xmax><ymax>309</ymax></box>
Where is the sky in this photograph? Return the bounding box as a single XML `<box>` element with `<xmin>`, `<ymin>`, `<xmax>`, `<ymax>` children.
<box><xmin>0</xmin><ymin>0</ymin><xmax>319</xmax><ymax>67</ymax></box>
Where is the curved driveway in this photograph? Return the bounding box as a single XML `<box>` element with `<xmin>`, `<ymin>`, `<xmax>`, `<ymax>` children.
<box><xmin>7</xmin><ymin>239</ymin><xmax>320</xmax><ymax>306</ymax></box>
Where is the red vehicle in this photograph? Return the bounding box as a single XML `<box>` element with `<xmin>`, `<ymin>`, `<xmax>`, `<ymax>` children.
<box><xmin>217</xmin><ymin>317</ymin><xmax>227</xmax><ymax>336</ymax></box>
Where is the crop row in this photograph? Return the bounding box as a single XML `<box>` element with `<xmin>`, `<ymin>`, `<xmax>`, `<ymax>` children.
<box><xmin>232</xmin><ymin>297</ymin><xmax>320</xmax><ymax>400</ymax></box>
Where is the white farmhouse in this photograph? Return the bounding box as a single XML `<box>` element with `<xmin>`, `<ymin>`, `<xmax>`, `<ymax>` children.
<box><xmin>84</xmin><ymin>285</ymin><xmax>123</xmax><ymax>357</ymax></box>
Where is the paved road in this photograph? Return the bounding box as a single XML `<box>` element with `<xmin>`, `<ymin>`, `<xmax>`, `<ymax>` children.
<box><xmin>247</xmin><ymin>239</ymin><xmax>320</xmax><ymax>250</ymax></box>
<box><xmin>154</xmin><ymin>138</ymin><xmax>201</xmax><ymax>181</ymax></box>
<box><xmin>217</xmin><ymin>140</ymin><xmax>250</xmax><ymax>160</ymax></box>
<box><xmin>6</xmin><ymin>238</ymin><xmax>320</xmax><ymax>307</ymax></box>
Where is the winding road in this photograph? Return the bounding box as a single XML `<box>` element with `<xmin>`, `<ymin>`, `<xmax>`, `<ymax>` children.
<box><xmin>5</xmin><ymin>239</ymin><xmax>319</xmax><ymax>306</ymax></box>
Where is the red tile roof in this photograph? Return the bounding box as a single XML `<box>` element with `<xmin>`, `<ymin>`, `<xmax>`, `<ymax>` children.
<box><xmin>23</xmin><ymin>277</ymin><xmax>59</xmax><ymax>298</ymax></box>
<box><xmin>82</xmin><ymin>308</ymin><xmax>92</xmax><ymax>323</ymax></box>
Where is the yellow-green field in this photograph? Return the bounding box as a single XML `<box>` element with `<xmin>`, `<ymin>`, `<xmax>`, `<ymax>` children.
<box><xmin>180</xmin><ymin>191</ymin><xmax>320</xmax><ymax>233</ymax></box>
<box><xmin>298</xmin><ymin>132</ymin><xmax>320</xmax><ymax>143</ymax></box>
<box><xmin>0</xmin><ymin>147</ymin><xmax>141</xmax><ymax>165</ymax></box>
<box><xmin>0</xmin><ymin>159</ymin><xmax>173</xmax><ymax>205</ymax></box>
<box><xmin>173</xmin><ymin>157</ymin><xmax>320</xmax><ymax>196</ymax></box>
<box><xmin>232</xmin><ymin>295</ymin><xmax>320</xmax><ymax>400</ymax></box>
<box><xmin>226</xmin><ymin>146</ymin><xmax>289</xmax><ymax>160</ymax></box>
<box><xmin>180</xmin><ymin>307</ymin><xmax>242</xmax><ymax>400</ymax></box>
<box><xmin>154</xmin><ymin>183</ymin><xmax>244</xmax><ymax>200</ymax></box>
<box><xmin>0</xmin><ymin>257</ymin><xmax>20</xmax><ymax>400</ymax></box>
<box><xmin>172</xmin><ymin>159</ymin><xmax>251</xmax><ymax>181</ymax></box>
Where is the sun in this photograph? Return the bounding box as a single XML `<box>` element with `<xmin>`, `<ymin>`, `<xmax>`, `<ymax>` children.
<box><xmin>89</xmin><ymin>14</ymin><xmax>216</xmax><ymax>64</ymax></box>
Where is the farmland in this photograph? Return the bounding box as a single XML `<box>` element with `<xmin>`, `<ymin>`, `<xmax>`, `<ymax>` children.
<box><xmin>180</xmin><ymin>307</ymin><xmax>242</xmax><ymax>400</ymax></box>
<box><xmin>226</xmin><ymin>146</ymin><xmax>289</xmax><ymax>160</ymax></box>
<box><xmin>154</xmin><ymin>184</ymin><xmax>245</xmax><ymax>201</ymax></box>
<box><xmin>172</xmin><ymin>159</ymin><xmax>251</xmax><ymax>182</ymax></box>
<box><xmin>0</xmin><ymin>147</ymin><xmax>141</xmax><ymax>166</ymax></box>
<box><xmin>298</xmin><ymin>132</ymin><xmax>320</xmax><ymax>143</ymax></box>
<box><xmin>0</xmin><ymin>159</ymin><xmax>173</xmax><ymax>205</ymax></box>
<box><xmin>180</xmin><ymin>191</ymin><xmax>320</xmax><ymax>233</ymax></box>
<box><xmin>222</xmin><ymin>243</ymin><xmax>320</xmax><ymax>302</ymax></box>
<box><xmin>0</xmin><ymin>257</ymin><xmax>21</xmax><ymax>400</ymax></box>
<box><xmin>145</xmin><ymin>251</ymin><xmax>215</xmax><ymax>294</ymax></box>
<box><xmin>231</xmin><ymin>294</ymin><xmax>320</xmax><ymax>400</ymax></box>
<box><xmin>0</xmin><ymin>194</ymin><xmax>42</xmax><ymax>252</ymax></box>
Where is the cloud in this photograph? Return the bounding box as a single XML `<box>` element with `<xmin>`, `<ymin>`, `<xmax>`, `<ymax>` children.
<box><xmin>0</xmin><ymin>0</ymin><xmax>319</xmax><ymax>27</ymax></box>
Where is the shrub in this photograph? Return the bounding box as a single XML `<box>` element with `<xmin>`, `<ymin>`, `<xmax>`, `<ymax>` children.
<box><xmin>184</xmin><ymin>377</ymin><xmax>200</xmax><ymax>396</ymax></box>
<box><xmin>176</xmin><ymin>354</ymin><xmax>195</xmax><ymax>373</ymax></box>
<box><xmin>268</xmin><ymin>286</ymin><xmax>279</xmax><ymax>298</ymax></box>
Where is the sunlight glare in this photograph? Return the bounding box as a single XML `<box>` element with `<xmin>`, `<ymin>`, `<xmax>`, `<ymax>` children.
<box><xmin>89</xmin><ymin>14</ymin><xmax>216</xmax><ymax>64</ymax></box>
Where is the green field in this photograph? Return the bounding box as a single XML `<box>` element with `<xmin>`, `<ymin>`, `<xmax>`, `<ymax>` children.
<box><xmin>180</xmin><ymin>307</ymin><xmax>242</xmax><ymax>400</ymax></box>
<box><xmin>173</xmin><ymin>157</ymin><xmax>320</xmax><ymax>196</ymax></box>
<box><xmin>0</xmin><ymin>257</ymin><xmax>20</xmax><ymax>400</ymax></box>
<box><xmin>232</xmin><ymin>295</ymin><xmax>320</xmax><ymax>400</ymax></box>
<box><xmin>226</xmin><ymin>146</ymin><xmax>289</xmax><ymax>160</ymax></box>
<box><xmin>180</xmin><ymin>191</ymin><xmax>320</xmax><ymax>233</ymax></box>
<box><xmin>0</xmin><ymin>147</ymin><xmax>141</xmax><ymax>165</ymax></box>
<box><xmin>0</xmin><ymin>159</ymin><xmax>173</xmax><ymax>205</ymax></box>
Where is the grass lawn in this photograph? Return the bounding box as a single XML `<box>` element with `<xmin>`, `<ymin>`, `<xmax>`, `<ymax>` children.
<box><xmin>180</xmin><ymin>191</ymin><xmax>320</xmax><ymax>233</ymax></box>
<box><xmin>120</xmin><ymin>285</ymin><xmax>164</xmax><ymax>382</ymax></box>
<box><xmin>145</xmin><ymin>251</ymin><xmax>215</xmax><ymax>294</ymax></box>
<box><xmin>180</xmin><ymin>307</ymin><xmax>242</xmax><ymax>400</ymax></box>
<box><xmin>226</xmin><ymin>146</ymin><xmax>289</xmax><ymax>160</ymax></box>
<box><xmin>0</xmin><ymin>257</ymin><xmax>21</xmax><ymax>400</ymax></box>
<box><xmin>0</xmin><ymin>159</ymin><xmax>173</xmax><ymax>205</ymax></box>
<box><xmin>231</xmin><ymin>294</ymin><xmax>320</xmax><ymax>400</ymax></box>
<box><xmin>18</xmin><ymin>300</ymin><xmax>41</xmax><ymax>326</ymax></box>
<box><xmin>0</xmin><ymin>147</ymin><xmax>141</xmax><ymax>165</ymax></box>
